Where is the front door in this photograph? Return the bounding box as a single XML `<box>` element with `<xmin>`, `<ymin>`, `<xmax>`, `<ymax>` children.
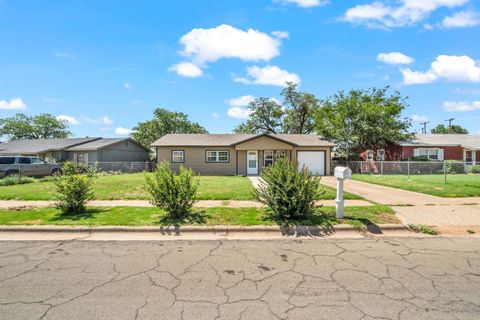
<box><xmin>247</xmin><ymin>151</ymin><xmax>258</xmax><ymax>175</ymax></box>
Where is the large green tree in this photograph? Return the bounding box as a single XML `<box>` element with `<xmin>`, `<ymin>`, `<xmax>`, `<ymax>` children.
<box><xmin>431</xmin><ymin>124</ymin><xmax>468</xmax><ymax>134</ymax></box>
<box><xmin>233</xmin><ymin>82</ymin><xmax>319</xmax><ymax>134</ymax></box>
<box><xmin>0</xmin><ymin>113</ymin><xmax>71</xmax><ymax>141</ymax></box>
<box><xmin>131</xmin><ymin>108</ymin><xmax>208</xmax><ymax>147</ymax></box>
<box><xmin>315</xmin><ymin>87</ymin><xmax>413</xmax><ymax>159</ymax></box>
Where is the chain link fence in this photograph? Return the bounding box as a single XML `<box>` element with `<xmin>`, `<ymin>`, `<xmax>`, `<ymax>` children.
<box><xmin>87</xmin><ymin>162</ymin><xmax>152</xmax><ymax>173</ymax></box>
<box><xmin>331</xmin><ymin>160</ymin><xmax>475</xmax><ymax>175</ymax></box>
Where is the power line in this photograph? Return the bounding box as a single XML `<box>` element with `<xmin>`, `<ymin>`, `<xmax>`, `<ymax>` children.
<box><xmin>445</xmin><ymin>118</ymin><xmax>455</xmax><ymax>133</ymax></box>
<box><xmin>420</xmin><ymin>121</ymin><xmax>429</xmax><ymax>134</ymax></box>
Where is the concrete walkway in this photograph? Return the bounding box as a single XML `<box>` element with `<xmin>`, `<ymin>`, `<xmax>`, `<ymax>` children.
<box><xmin>0</xmin><ymin>199</ymin><xmax>373</xmax><ymax>209</ymax></box>
<box><xmin>320</xmin><ymin>176</ymin><xmax>480</xmax><ymax>206</ymax></box>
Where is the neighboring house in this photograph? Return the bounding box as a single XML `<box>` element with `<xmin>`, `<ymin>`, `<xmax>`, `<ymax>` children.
<box><xmin>360</xmin><ymin>134</ymin><xmax>479</xmax><ymax>163</ymax></box>
<box><xmin>0</xmin><ymin>137</ymin><xmax>150</xmax><ymax>163</ymax></box>
<box><xmin>151</xmin><ymin>133</ymin><xmax>334</xmax><ymax>176</ymax></box>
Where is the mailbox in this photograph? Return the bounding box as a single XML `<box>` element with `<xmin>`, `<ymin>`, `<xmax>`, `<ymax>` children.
<box><xmin>334</xmin><ymin>166</ymin><xmax>352</xmax><ymax>180</ymax></box>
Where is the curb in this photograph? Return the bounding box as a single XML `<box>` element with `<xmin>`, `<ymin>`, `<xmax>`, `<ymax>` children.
<box><xmin>0</xmin><ymin>224</ymin><xmax>408</xmax><ymax>234</ymax></box>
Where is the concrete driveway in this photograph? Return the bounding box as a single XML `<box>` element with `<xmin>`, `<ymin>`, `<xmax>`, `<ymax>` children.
<box><xmin>320</xmin><ymin>176</ymin><xmax>480</xmax><ymax>206</ymax></box>
<box><xmin>1</xmin><ymin>238</ymin><xmax>480</xmax><ymax>320</ymax></box>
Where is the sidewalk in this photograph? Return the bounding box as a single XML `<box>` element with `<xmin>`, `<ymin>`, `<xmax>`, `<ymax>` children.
<box><xmin>0</xmin><ymin>199</ymin><xmax>373</xmax><ymax>209</ymax></box>
<box><xmin>320</xmin><ymin>176</ymin><xmax>480</xmax><ymax>206</ymax></box>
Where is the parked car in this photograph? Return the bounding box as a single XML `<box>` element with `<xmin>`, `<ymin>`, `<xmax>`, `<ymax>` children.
<box><xmin>0</xmin><ymin>156</ymin><xmax>61</xmax><ymax>178</ymax></box>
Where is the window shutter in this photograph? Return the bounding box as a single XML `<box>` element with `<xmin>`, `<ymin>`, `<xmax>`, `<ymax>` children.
<box><xmin>413</xmin><ymin>149</ymin><xmax>419</xmax><ymax>157</ymax></box>
<box><xmin>438</xmin><ymin>149</ymin><xmax>444</xmax><ymax>161</ymax></box>
<box><xmin>73</xmin><ymin>153</ymin><xmax>77</xmax><ymax>163</ymax></box>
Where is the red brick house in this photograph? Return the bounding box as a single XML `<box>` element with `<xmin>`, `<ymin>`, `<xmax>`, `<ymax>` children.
<box><xmin>360</xmin><ymin>134</ymin><xmax>479</xmax><ymax>163</ymax></box>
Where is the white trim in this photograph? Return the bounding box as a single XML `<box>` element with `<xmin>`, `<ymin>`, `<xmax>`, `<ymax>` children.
<box><xmin>366</xmin><ymin>150</ymin><xmax>374</xmax><ymax>161</ymax></box>
<box><xmin>377</xmin><ymin>149</ymin><xmax>385</xmax><ymax>161</ymax></box>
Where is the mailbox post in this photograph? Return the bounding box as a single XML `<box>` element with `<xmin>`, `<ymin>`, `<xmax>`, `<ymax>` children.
<box><xmin>334</xmin><ymin>166</ymin><xmax>352</xmax><ymax>219</ymax></box>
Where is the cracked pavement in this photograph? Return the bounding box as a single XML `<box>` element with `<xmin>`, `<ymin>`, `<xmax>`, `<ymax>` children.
<box><xmin>1</xmin><ymin>238</ymin><xmax>480</xmax><ymax>319</ymax></box>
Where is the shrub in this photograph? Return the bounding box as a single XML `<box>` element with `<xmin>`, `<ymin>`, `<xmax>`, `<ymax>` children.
<box><xmin>254</xmin><ymin>158</ymin><xmax>322</xmax><ymax>223</ymax></box>
<box><xmin>469</xmin><ymin>165</ymin><xmax>480</xmax><ymax>174</ymax></box>
<box><xmin>52</xmin><ymin>161</ymin><xmax>96</xmax><ymax>214</ymax></box>
<box><xmin>144</xmin><ymin>161</ymin><xmax>199</xmax><ymax>221</ymax></box>
<box><xmin>0</xmin><ymin>175</ymin><xmax>35</xmax><ymax>186</ymax></box>
<box><xmin>443</xmin><ymin>160</ymin><xmax>464</xmax><ymax>174</ymax></box>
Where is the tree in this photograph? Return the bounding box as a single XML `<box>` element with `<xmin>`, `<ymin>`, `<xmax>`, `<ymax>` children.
<box><xmin>0</xmin><ymin>113</ymin><xmax>71</xmax><ymax>141</ymax></box>
<box><xmin>233</xmin><ymin>82</ymin><xmax>319</xmax><ymax>134</ymax></box>
<box><xmin>131</xmin><ymin>108</ymin><xmax>208</xmax><ymax>147</ymax></box>
<box><xmin>315</xmin><ymin>87</ymin><xmax>413</xmax><ymax>159</ymax></box>
<box><xmin>431</xmin><ymin>124</ymin><xmax>468</xmax><ymax>134</ymax></box>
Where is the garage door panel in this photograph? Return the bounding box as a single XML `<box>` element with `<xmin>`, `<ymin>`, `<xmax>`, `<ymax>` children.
<box><xmin>297</xmin><ymin>151</ymin><xmax>325</xmax><ymax>176</ymax></box>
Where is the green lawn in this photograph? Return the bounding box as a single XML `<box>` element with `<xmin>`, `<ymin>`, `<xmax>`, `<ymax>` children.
<box><xmin>353</xmin><ymin>174</ymin><xmax>480</xmax><ymax>198</ymax></box>
<box><xmin>0</xmin><ymin>205</ymin><xmax>396</xmax><ymax>226</ymax></box>
<box><xmin>0</xmin><ymin>173</ymin><xmax>360</xmax><ymax>201</ymax></box>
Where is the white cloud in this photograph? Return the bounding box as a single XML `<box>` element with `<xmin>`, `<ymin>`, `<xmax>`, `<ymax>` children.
<box><xmin>452</xmin><ymin>88</ymin><xmax>480</xmax><ymax>95</ymax></box>
<box><xmin>226</xmin><ymin>95</ymin><xmax>256</xmax><ymax>107</ymax></box>
<box><xmin>401</xmin><ymin>55</ymin><xmax>480</xmax><ymax>85</ymax></box>
<box><xmin>411</xmin><ymin>115</ymin><xmax>429</xmax><ymax>122</ymax></box>
<box><xmin>123</xmin><ymin>83</ymin><xmax>131</xmax><ymax>90</ymax></box>
<box><xmin>56</xmin><ymin>115</ymin><xmax>80</xmax><ymax>125</ymax></box>
<box><xmin>276</xmin><ymin>0</ymin><xmax>329</xmax><ymax>7</ymax></box>
<box><xmin>377</xmin><ymin>52</ymin><xmax>414</xmax><ymax>65</ymax></box>
<box><xmin>443</xmin><ymin>100</ymin><xmax>480</xmax><ymax>112</ymax></box>
<box><xmin>179</xmin><ymin>24</ymin><xmax>281</xmax><ymax>65</ymax></box>
<box><xmin>442</xmin><ymin>10</ymin><xmax>480</xmax><ymax>27</ymax></box>
<box><xmin>234</xmin><ymin>65</ymin><xmax>301</xmax><ymax>87</ymax></box>
<box><xmin>0</xmin><ymin>98</ymin><xmax>26</xmax><ymax>110</ymax></box>
<box><xmin>271</xmin><ymin>31</ymin><xmax>289</xmax><ymax>39</ymax></box>
<box><xmin>227</xmin><ymin>107</ymin><xmax>252</xmax><ymax>119</ymax></box>
<box><xmin>83</xmin><ymin>116</ymin><xmax>114</xmax><ymax>125</ymax></box>
<box><xmin>168</xmin><ymin>62</ymin><xmax>203</xmax><ymax>77</ymax></box>
<box><xmin>114</xmin><ymin>127</ymin><xmax>132</xmax><ymax>135</ymax></box>
<box><xmin>343</xmin><ymin>0</ymin><xmax>469</xmax><ymax>29</ymax></box>
<box><xmin>54</xmin><ymin>51</ymin><xmax>75</xmax><ymax>59</ymax></box>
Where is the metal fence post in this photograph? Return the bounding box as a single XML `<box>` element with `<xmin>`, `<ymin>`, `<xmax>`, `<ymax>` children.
<box><xmin>443</xmin><ymin>161</ymin><xmax>447</xmax><ymax>183</ymax></box>
<box><xmin>407</xmin><ymin>161</ymin><xmax>410</xmax><ymax>180</ymax></box>
<box><xmin>381</xmin><ymin>161</ymin><xmax>384</xmax><ymax>175</ymax></box>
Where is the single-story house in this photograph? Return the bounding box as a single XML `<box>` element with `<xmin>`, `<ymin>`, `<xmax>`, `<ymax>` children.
<box><xmin>360</xmin><ymin>134</ymin><xmax>479</xmax><ymax>163</ymax></box>
<box><xmin>151</xmin><ymin>133</ymin><xmax>334</xmax><ymax>176</ymax></box>
<box><xmin>0</xmin><ymin>137</ymin><xmax>150</xmax><ymax>164</ymax></box>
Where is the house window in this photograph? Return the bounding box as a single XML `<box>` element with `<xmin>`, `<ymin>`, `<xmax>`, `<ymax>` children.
<box><xmin>77</xmin><ymin>153</ymin><xmax>89</xmax><ymax>164</ymax></box>
<box><xmin>366</xmin><ymin>150</ymin><xmax>374</xmax><ymax>161</ymax></box>
<box><xmin>264</xmin><ymin>150</ymin><xmax>274</xmax><ymax>167</ymax></box>
<box><xmin>206</xmin><ymin>151</ymin><xmax>229</xmax><ymax>163</ymax></box>
<box><xmin>171</xmin><ymin>150</ymin><xmax>184</xmax><ymax>163</ymax></box>
<box><xmin>275</xmin><ymin>150</ymin><xmax>287</xmax><ymax>160</ymax></box>
<box><xmin>465</xmin><ymin>150</ymin><xmax>473</xmax><ymax>162</ymax></box>
<box><xmin>418</xmin><ymin>148</ymin><xmax>439</xmax><ymax>160</ymax></box>
<box><xmin>377</xmin><ymin>149</ymin><xmax>385</xmax><ymax>161</ymax></box>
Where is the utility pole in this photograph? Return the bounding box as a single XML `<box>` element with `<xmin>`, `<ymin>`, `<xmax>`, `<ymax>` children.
<box><xmin>420</xmin><ymin>121</ymin><xmax>429</xmax><ymax>134</ymax></box>
<box><xmin>445</xmin><ymin>118</ymin><xmax>455</xmax><ymax>133</ymax></box>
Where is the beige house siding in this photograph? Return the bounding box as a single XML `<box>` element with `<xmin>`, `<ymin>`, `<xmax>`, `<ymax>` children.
<box><xmin>237</xmin><ymin>150</ymin><xmax>247</xmax><ymax>176</ymax></box>
<box><xmin>235</xmin><ymin>136</ymin><xmax>293</xmax><ymax>150</ymax></box>
<box><xmin>157</xmin><ymin>146</ymin><xmax>237</xmax><ymax>175</ymax></box>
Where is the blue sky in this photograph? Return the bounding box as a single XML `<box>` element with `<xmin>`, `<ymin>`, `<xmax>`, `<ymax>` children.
<box><xmin>0</xmin><ymin>0</ymin><xmax>479</xmax><ymax>137</ymax></box>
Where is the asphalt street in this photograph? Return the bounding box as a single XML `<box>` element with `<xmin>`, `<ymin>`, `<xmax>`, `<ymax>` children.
<box><xmin>1</xmin><ymin>237</ymin><xmax>480</xmax><ymax>320</ymax></box>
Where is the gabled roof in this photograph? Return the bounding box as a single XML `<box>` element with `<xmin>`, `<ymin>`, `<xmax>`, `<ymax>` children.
<box><xmin>151</xmin><ymin>133</ymin><xmax>334</xmax><ymax>147</ymax></box>
<box><xmin>66</xmin><ymin>138</ymin><xmax>150</xmax><ymax>152</ymax></box>
<box><xmin>401</xmin><ymin>134</ymin><xmax>480</xmax><ymax>150</ymax></box>
<box><xmin>0</xmin><ymin>137</ymin><xmax>101</xmax><ymax>155</ymax></box>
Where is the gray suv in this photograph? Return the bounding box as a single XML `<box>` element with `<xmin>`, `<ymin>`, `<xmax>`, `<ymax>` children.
<box><xmin>0</xmin><ymin>156</ymin><xmax>62</xmax><ymax>178</ymax></box>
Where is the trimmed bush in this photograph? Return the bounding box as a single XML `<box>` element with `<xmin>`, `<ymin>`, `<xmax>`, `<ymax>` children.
<box><xmin>144</xmin><ymin>161</ymin><xmax>199</xmax><ymax>221</ymax></box>
<box><xmin>443</xmin><ymin>160</ymin><xmax>464</xmax><ymax>174</ymax></box>
<box><xmin>254</xmin><ymin>158</ymin><xmax>323</xmax><ymax>223</ymax></box>
<box><xmin>0</xmin><ymin>175</ymin><xmax>35</xmax><ymax>186</ymax></box>
<box><xmin>469</xmin><ymin>165</ymin><xmax>480</xmax><ymax>174</ymax></box>
<box><xmin>52</xmin><ymin>161</ymin><xmax>96</xmax><ymax>214</ymax></box>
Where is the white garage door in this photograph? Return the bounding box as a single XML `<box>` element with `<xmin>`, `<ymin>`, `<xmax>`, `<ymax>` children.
<box><xmin>297</xmin><ymin>151</ymin><xmax>325</xmax><ymax>175</ymax></box>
